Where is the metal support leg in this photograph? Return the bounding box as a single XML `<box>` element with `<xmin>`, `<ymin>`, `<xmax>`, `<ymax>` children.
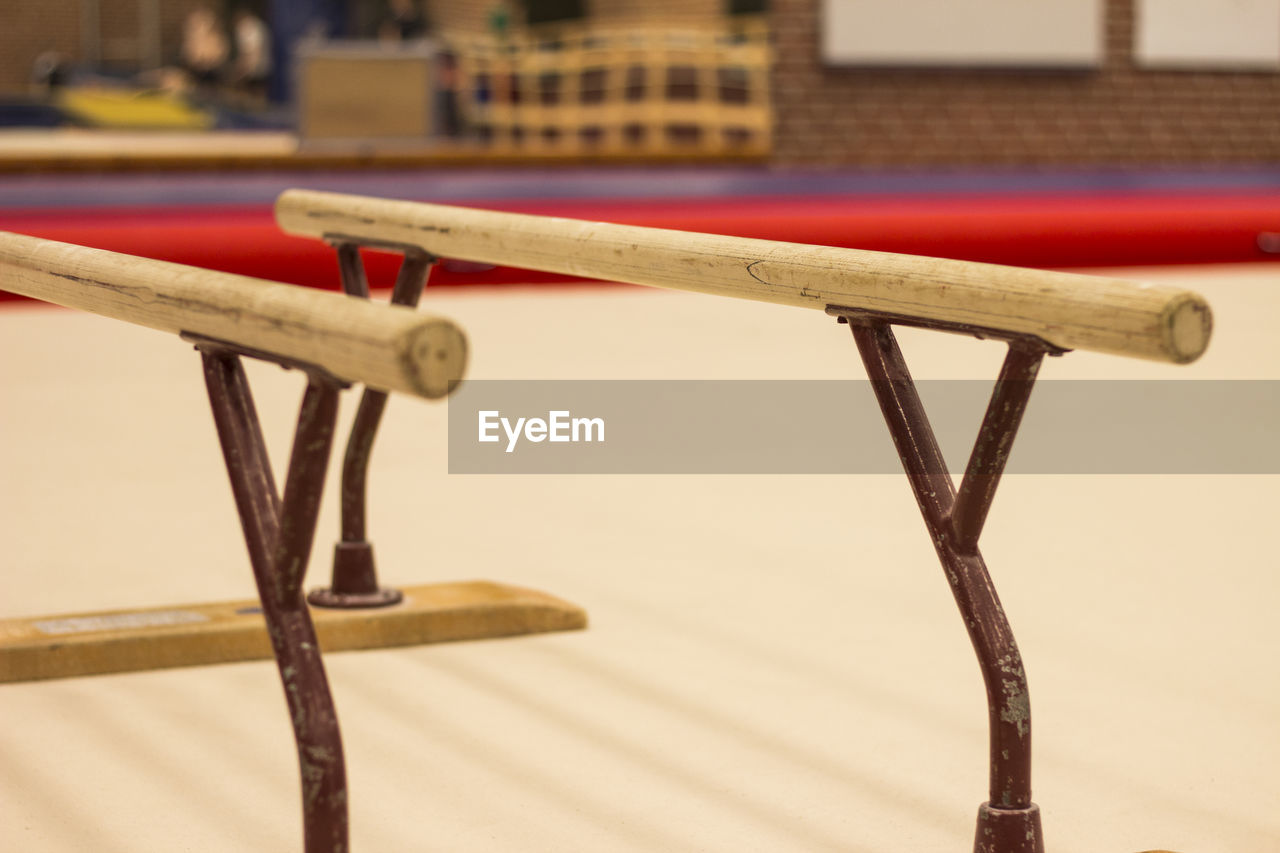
<box><xmin>846</xmin><ymin>319</ymin><xmax>1048</xmax><ymax>853</ymax></box>
<box><xmin>310</xmin><ymin>243</ymin><xmax>436</xmax><ymax>609</ymax></box>
<box><xmin>952</xmin><ymin>343</ymin><xmax>1046</xmax><ymax>553</ymax></box>
<box><xmin>200</xmin><ymin>348</ymin><xmax>348</xmax><ymax>853</ymax></box>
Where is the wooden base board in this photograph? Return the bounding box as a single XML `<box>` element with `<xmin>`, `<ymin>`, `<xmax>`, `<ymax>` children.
<box><xmin>0</xmin><ymin>581</ymin><xmax>587</xmax><ymax>684</ymax></box>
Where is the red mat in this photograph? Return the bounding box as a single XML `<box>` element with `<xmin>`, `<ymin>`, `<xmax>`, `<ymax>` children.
<box><xmin>3</xmin><ymin>193</ymin><xmax>1278</xmax><ymax>303</ymax></box>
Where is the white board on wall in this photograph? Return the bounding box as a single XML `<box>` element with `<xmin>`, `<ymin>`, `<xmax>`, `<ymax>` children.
<box><xmin>1135</xmin><ymin>0</ymin><xmax>1280</xmax><ymax>69</ymax></box>
<box><xmin>821</xmin><ymin>0</ymin><xmax>1104</xmax><ymax>67</ymax></box>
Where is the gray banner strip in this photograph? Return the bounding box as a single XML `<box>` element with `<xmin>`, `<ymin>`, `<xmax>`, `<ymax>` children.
<box><xmin>447</xmin><ymin>380</ymin><xmax>1280</xmax><ymax>474</ymax></box>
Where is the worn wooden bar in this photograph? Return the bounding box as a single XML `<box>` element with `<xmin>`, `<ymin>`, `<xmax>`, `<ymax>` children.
<box><xmin>275</xmin><ymin>188</ymin><xmax>1212</xmax><ymax>364</ymax></box>
<box><xmin>0</xmin><ymin>230</ymin><xmax>467</xmax><ymax>398</ymax></box>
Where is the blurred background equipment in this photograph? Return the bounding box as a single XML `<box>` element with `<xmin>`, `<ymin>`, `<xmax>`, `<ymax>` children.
<box><xmin>3</xmin><ymin>1</ymin><xmax>1280</xmax><ymax>165</ymax></box>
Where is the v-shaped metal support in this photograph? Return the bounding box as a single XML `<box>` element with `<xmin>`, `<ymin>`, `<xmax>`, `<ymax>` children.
<box><xmin>196</xmin><ymin>338</ymin><xmax>349</xmax><ymax>853</ymax></box>
<box><xmin>309</xmin><ymin>239</ymin><xmax>436</xmax><ymax>609</ymax></box>
<box><xmin>829</xmin><ymin>307</ymin><xmax>1060</xmax><ymax>853</ymax></box>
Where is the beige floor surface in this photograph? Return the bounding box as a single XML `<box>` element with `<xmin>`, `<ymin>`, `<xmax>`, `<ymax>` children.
<box><xmin>1</xmin><ymin>266</ymin><xmax>1277</xmax><ymax>852</ymax></box>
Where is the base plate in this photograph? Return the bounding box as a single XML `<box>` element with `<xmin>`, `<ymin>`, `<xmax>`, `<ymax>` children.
<box><xmin>0</xmin><ymin>580</ymin><xmax>587</xmax><ymax>683</ymax></box>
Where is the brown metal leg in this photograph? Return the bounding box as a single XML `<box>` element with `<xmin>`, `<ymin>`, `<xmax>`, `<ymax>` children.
<box><xmin>847</xmin><ymin>319</ymin><xmax>1046</xmax><ymax>853</ymax></box>
<box><xmin>952</xmin><ymin>343</ymin><xmax>1046</xmax><ymax>553</ymax></box>
<box><xmin>200</xmin><ymin>349</ymin><xmax>348</xmax><ymax>853</ymax></box>
<box><xmin>310</xmin><ymin>243</ymin><xmax>436</xmax><ymax>609</ymax></box>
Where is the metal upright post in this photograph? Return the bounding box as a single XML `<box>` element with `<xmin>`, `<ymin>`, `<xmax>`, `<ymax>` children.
<box><xmin>309</xmin><ymin>242</ymin><xmax>436</xmax><ymax>609</ymax></box>
<box><xmin>197</xmin><ymin>340</ymin><xmax>349</xmax><ymax>853</ymax></box>
<box><xmin>836</xmin><ymin>311</ymin><xmax>1053</xmax><ymax>853</ymax></box>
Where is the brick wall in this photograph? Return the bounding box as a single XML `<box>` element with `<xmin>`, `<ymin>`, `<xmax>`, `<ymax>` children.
<box><xmin>1</xmin><ymin>0</ymin><xmax>229</xmax><ymax>95</ymax></box>
<box><xmin>1</xmin><ymin>1</ymin><xmax>81</xmax><ymax>95</ymax></box>
<box><xmin>771</xmin><ymin>0</ymin><xmax>1280</xmax><ymax>165</ymax></box>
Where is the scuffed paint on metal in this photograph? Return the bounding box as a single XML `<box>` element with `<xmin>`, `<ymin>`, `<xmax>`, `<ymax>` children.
<box><xmin>201</xmin><ymin>351</ymin><xmax>349</xmax><ymax>852</ymax></box>
<box><xmin>846</xmin><ymin>318</ymin><xmax>1049</xmax><ymax>848</ymax></box>
<box><xmin>997</xmin><ymin>653</ymin><xmax>1031</xmax><ymax>739</ymax></box>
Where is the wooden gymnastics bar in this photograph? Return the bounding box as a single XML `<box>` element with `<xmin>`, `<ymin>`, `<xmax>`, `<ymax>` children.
<box><xmin>0</xmin><ymin>232</ymin><xmax>586</xmax><ymax>852</ymax></box>
<box><xmin>275</xmin><ymin>189</ymin><xmax>1214</xmax><ymax>853</ymax></box>
<box><xmin>276</xmin><ymin>188</ymin><xmax>1212</xmax><ymax>364</ymax></box>
<box><xmin>0</xmin><ymin>230</ymin><xmax>465</xmax><ymax>399</ymax></box>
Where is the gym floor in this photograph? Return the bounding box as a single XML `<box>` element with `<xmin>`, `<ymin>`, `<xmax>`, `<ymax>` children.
<box><xmin>0</xmin><ymin>166</ymin><xmax>1277</xmax><ymax>851</ymax></box>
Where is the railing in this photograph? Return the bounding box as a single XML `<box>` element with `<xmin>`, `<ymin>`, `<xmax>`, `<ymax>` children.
<box><xmin>273</xmin><ymin>188</ymin><xmax>1213</xmax><ymax>853</ymax></box>
<box><xmin>3</xmin><ymin>198</ymin><xmax>1215</xmax><ymax>853</ymax></box>
<box><xmin>4</xmin><ymin>233</ymin><xmax>580</xmax><ymax>853</ymax></box>
<box><xmin>275</xmin><ymin>189</ymin><xmax>1212</xmax><ymax>364</ymax></box>
<box><xmin>442</xmin><ymin>19</ymin><xmax>772</xmax><ymax>155</ymax></box>
<box><xmin>0</xmin><ymin>231</ymin><xmax>465</xmax><ymax>398</ymax></box>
